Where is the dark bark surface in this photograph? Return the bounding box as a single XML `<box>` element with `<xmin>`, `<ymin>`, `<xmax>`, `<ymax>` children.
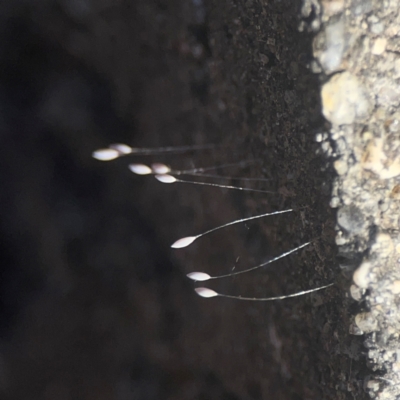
<box><xmin>0</xmin><ymin>0</ymin><xmax>368</xmax><ymax>399</ymax></box>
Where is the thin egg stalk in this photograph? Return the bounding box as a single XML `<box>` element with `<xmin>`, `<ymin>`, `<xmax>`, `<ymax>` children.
<box><xmin>170</xmin><ymin>209</ymin><xmax>292</xmax><ymax>249</ymax></box>
<box><xmin>194</xmin><ymin>283</ymin><xmax>334</xmax><ymax>301</ymax></box>
<box><xmin>186</xmin><ymin>242</ymin><xmax>311</xmax><ymax>280</ymax></box>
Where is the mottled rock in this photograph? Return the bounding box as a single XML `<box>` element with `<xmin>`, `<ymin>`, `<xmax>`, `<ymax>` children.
<box><xmin>333</xmin><ymin>159</ymin><xmax>347</xmax><ymax>175</ymax></box>
<box><xmin>314</xmin><ymin>17</ymin><xmax>345</xmax><ymax>73</ymax></box>
<box><xmin>355</xmin><ymin>312</ymin><xmax>378</xmax><ymax>333</ymax></box>
<box><xmin>321</xmin><ymin>72</ymin><xmax>371</xmax><ymax>125</ymax></box>
<box><xmin>362</xmin><ymin>138</ymin><xmax>400</xmax><ymax>179</ymax></box>
<box><xmin>371</xmin><ymin>38</ymin><xmax>387</xmax><ymax>55</ymax></box>
<box><xmin>321</xmin><ymin>0</ymin><xmax>345</xmax><ymax>17</ymax></box>
<box><xmin>370</xmin><ymin>233</ymin><xmax>394</xmax><ymax>258</ymax></box>
<box><xmin>353</xmin><ymin>261</ymin><xmax>372</xmax><ymax>289</ymax></box>
<box><xmin>337</xmin><ymin>204</ymin><xmax>364</xmax><ymax>234</ymax></box>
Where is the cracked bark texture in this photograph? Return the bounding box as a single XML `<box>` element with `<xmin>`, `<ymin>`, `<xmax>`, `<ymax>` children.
<box><xmin>0</xmin><ymin>0</ymin><xmax>382</xmax><ymax>399</ymax></box>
